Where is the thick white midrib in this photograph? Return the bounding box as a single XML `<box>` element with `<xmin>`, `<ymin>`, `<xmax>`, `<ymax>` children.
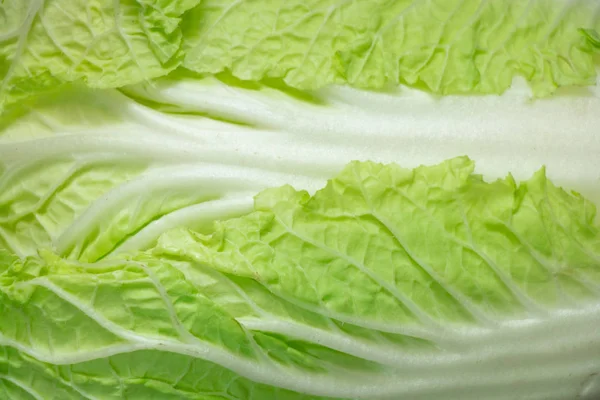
<box><xmin>3</xmin><ymin>117</ymin><xmax>598</xmax><ymax>211</ymax></box>
<box><xmin>148</xmin><ymin>77</ymin><xmax>600</xmax><ymax>148</ymax></box>
<box><xmin>6</xmin><ymin>277</ymin><xmax>599</xmax><ymax>398</ymax></box>
<box><xmin>4</xmin><ymin>113</ymin><xmax>598</xmax><ymax>202</ymax></box>
<box><xmin>236</xmin><ymin>307</ymin><xmax>600</xmax><ymax>369</ymax></box>
<box><xmin>0</xmin><ymin>332</ymin><xmax>597</xmax><ymax>400</ymax></box>
<box><xmin>0</xmin><ymin>132</ymin><xmax>346</xmax><ymax>180</ymax></box>
<box><xmin>131</xmin><ymin>78</ymin><xmax>600</xmax><ymax>201</ymax></box>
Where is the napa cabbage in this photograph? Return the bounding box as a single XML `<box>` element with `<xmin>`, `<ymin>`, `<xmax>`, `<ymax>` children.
<box><xmin>1</xmin><ymin>1</ymin><xmax>600</xmax><ymax>399</ymax></box>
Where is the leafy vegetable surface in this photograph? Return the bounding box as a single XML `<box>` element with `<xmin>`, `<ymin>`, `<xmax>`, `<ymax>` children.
<box><xmin>1</xmin><ymin>1</ymin><xmax>600</xmax><ymax>398</ymax></box>
<box><xmin>182</xmin><ymin>0</ymin><xmax>600</xmax><ymax>95</ymax></box>
<box><xmin>0</xmin><ymin>0</ymin><xmax>201</xmax><ymax>109</ymax></box>
<box><xmin>1</xmin><ymin>155</ymin><xmax>600</xmax><ymax>399</ymax></box>
<box><xmin>2</xmin><ymin>0</ymin><xmax>600</xmax><ymax>111</ymax></box>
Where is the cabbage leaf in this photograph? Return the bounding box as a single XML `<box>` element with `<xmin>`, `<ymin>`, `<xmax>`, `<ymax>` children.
<box><xmin>1</xmin><ymin>155</ymin><xmax>600</xmax><ymax>399</ymax></box>
<box><xmin>1</xmin><ymin>1</ymin><xmax>600</xmax><ymax>399</ymax></box>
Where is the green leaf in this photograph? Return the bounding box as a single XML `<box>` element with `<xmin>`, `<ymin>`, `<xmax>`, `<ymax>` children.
<box><xmin>0</xmin><ymin>346</ymin><xmax>336</xmax><ymax>400</ymax></box>
<box><xmin>2</xmin><ymin>157</ymin><xmax>600</xmax><ymax>399</ymax></box>
<box><xmin>156</xmin><ymin>157</ymin><xmax>600</xmax><ymax>325</ymax></box>
<box><xmin>0</xmin><ymin>0</ymin><xmax>201</xmax><ymax>110</ymax></box>
<box><xmin>1</xmin><ymin>157</ymin><xmax>600</xmax><ymax>399</ymax></box>
<box><xmin>182</xmin><ymin>0</ymin><xmax>600</xmax><ymax>96</ymax></box>
<box><xmin>580</xmin><ymin>28</ymin><xmax>600</xmax><ymax>48</ymax></box>
<box><xmin>0</xmin><ymin>87</ymin><xmax>260</xmax><ymax>262</ymax></box>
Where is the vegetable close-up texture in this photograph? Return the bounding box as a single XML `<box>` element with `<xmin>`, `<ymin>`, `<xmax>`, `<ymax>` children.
<box><xmin>1</xmin><ymin>1</ymin><xmax>600</xmax><ymax>399</ymax></box>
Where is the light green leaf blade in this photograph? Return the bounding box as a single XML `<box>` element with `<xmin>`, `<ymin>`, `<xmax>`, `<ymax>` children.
<box><xmin>156</xmin><ymin>157</ymin><xmax>600</xmax><ymax>326</ymax></box>
<box><xmin>0</xmin><ymin>0</ymin><xmax>201</xmax><ymax>110</ymax></box>
<box><xmin>1</xmin><ymin>158</ymin><xmax>600</xmax><ymax>399</ymax></box>
<box><xmin>0</xmin><ymin>87</ymin><xmax>262</xmax><ymax>262</ymax></box>
<box><xmin>0</xmin><ymin>345</ymin><xmax>344</xmax><ymax>400</ymax></box>
<box><xmin>182</xmin><ymin>0</ymin><xmax>600</xmax><ymax>96</ymax></box>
